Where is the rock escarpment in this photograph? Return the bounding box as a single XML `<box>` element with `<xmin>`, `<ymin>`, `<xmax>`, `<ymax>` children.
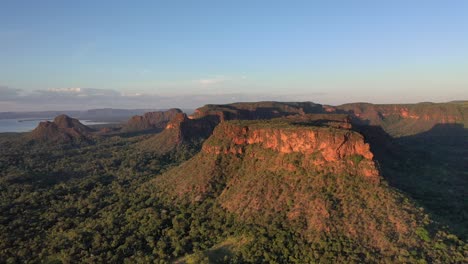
<box><xmin>202</xmin><ymin>121</ymin><xmax>378</xmax><ymax>179</ymax></box>
<box><xmin>334</xmin><ymin>102</ymin><xmax>468</xmax><ymax>136</ymax></box>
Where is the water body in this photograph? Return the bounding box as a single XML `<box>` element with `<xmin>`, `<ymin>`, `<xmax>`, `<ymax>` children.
<box><xmin>0</xmin><ymin>119</ymin><xmax>110</xmax><ymax>133</ymax></box>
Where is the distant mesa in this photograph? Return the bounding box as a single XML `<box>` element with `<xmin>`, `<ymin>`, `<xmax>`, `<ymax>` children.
<box><xmin>190</xmin><ymin>101</ymin><xmax>324</xmax><ymax>121</ymax></box>
<box><xmin>135</xmin><ymin>102</ymin><xmax>317</xmax><ymax>153</ymax></box>
<box><xmin>28</xmin><ymin>101</ymin><xmax>467</xmax><ymax>149</ymax></box>
<box><xmin>189</xmin><ymin>101</ymin><xmax>468</xmax><ymax>137</ymax></box>
<box><xmin>334</xmin><ymin>102</ymin><xmax>468</xmax><ymax>137</ymax></box>
<box><xmin>202</xmin><ymin>117</ymin><xmax>379</xmax><ymax>178</ymax></box>
<box><xmin>27</xmin><ymin>114</ymin><xmax>94</xmax><ymax>142</ymax></box>
<box><xmin>137</xmin><ymin>100</ymin><xmax>468</xmax><ymax>154</ymax></box>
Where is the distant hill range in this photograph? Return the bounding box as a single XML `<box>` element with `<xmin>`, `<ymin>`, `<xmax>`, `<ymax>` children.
<box><xmin>0</xmin><ymin>108</ymin><xmax>194</xmax><ymax>122</ymax></box>
<box><xmin>25</xmin><ymin>101</ymin><xmax>467</xmax><ymax>145</ymax></box>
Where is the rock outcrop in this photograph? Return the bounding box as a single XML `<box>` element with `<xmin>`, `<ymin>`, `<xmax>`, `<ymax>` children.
<box><xmin>27</xmin><ymin>115</ymin><xmax>93</xmax><ymax>142</ymax></box>
<box><xmin>204</xmin><ymin>123</ymin><xmax>373</xmax><ymax>161</ymax></box>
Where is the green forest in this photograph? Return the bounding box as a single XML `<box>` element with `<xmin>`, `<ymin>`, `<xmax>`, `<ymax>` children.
<box><xmin>0</xmin><ymin>123</ymin><xmax>466</xmax><ymax>263</ymax></box>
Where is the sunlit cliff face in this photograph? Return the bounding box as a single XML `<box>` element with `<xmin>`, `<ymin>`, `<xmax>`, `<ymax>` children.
<box><xmin>202</xmin><ymin>122</ymin><xmax>379</xmax><ymax>180</ymax></box>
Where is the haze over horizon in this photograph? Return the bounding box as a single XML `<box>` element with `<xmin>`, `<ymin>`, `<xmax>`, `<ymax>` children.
<box><xmin>1</xmin><ymin>1</ymin><xmax>467</xmax><ymax>111</ymax></box>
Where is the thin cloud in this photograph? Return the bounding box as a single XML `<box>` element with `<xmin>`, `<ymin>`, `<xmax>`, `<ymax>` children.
<box><xmin>195</xmin><ymin>76</ymin><xmax>231</xmax><ymax>86</ymax></box>
<box><xmin>0</xmin><ymin>86</ymin><xmax>327</xmax><ymax>111</ymax></box>
<box><xmin>44</xmin><ymin>87</ymin><xmax>120</xmax><ymax>97</ymax></box>
<box><xmin>0</xmin><ymin>86</ymin><xmax>22</xmax><ymax>100</ymax></box>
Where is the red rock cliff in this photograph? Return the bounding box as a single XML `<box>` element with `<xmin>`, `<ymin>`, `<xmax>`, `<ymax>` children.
<box><xmin>203</xmin><ymin>121</ymin><xmax>379</xmax><ymax>180</ymax></box>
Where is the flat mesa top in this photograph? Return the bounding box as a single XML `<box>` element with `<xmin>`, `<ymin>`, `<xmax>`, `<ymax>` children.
<box><xmin>224</xmin><ymin>114</ymin><xmax>351</xmax><ymax>130</ymax></box>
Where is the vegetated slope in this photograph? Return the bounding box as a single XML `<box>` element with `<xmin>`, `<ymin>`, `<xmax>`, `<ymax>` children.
<box><xmin>26</xmin><ymin>114</ymin><xmax>94</xmax><ymax>143</ymax></box>
<box><xmin>121</xmin><ymin>108</ymin><xmax>183</xmax><ymax>132</ymax></box>
<box><xmin>149</xmin><ymin>116</ymin><xmax>466</xmax><ymax>263</ymax></box>
<box><xmin>373</xmin><ymin>123</ymin><xmax>468</xmax><ymax>240</ymax></box>
<box><xmin>0</xmin><ymin>133</ymin><xmax>211</xmax><ymax>263</ymax></box>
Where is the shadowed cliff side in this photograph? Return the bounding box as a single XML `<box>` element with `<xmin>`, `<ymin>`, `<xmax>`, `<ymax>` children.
<box><xmin>364</xmin><ymin>123</ymin><xmax>468</xmax><ymax>239</ymax></box>
<box><xmin>121</xmin><ymin>108</ymin><xmax>183</xmax><ymax>133</ymax></box>
<box><xmin>136</xmin><ymin>113</ymin><xmax>218</xmax><ymax>154</ymax></box>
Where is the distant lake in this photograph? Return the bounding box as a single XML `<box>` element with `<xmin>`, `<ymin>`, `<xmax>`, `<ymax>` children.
<box><xmin>0</xmin><ymin>119</ymin><xmax>111</xmax><ymax>133</ymax></box>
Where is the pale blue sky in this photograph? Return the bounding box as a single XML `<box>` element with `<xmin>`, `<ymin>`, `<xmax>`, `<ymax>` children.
<box><xmin>1</xmin><ymin>0</ymin><xmax>467</xmax><ymax>110</ymax></box>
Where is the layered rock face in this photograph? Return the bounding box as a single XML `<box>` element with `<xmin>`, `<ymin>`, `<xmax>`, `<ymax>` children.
<box><xmin>202</xmin><ymin>120</ymin><xmax>379</xmax><ymax>179</ymax></box>
<box><xmin>204</xmin><ymin>123</ymin><xmax>373</xmax><ymax>160</ymax></box>
<box><xmin>28</xmin><ymin>115</ymin><xmax>93</xmax><ymax>142</ymax></box>
<box><xmin>122</xmin><ymin>108</ymin><xmax>183</xmax><ymax>132</ymax></box>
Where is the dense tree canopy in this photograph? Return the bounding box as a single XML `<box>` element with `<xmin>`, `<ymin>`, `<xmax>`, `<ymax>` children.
<box><xmin>0</xmin><ymin>127</ymin><xmax>466</xmax><ymax>263</ymax></box>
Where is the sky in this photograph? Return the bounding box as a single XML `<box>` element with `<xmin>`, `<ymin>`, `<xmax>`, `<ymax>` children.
<box><xmin>1</xmin><ymin>0</ymin><xmax>467</xmax><ymax>111</ymax></box>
